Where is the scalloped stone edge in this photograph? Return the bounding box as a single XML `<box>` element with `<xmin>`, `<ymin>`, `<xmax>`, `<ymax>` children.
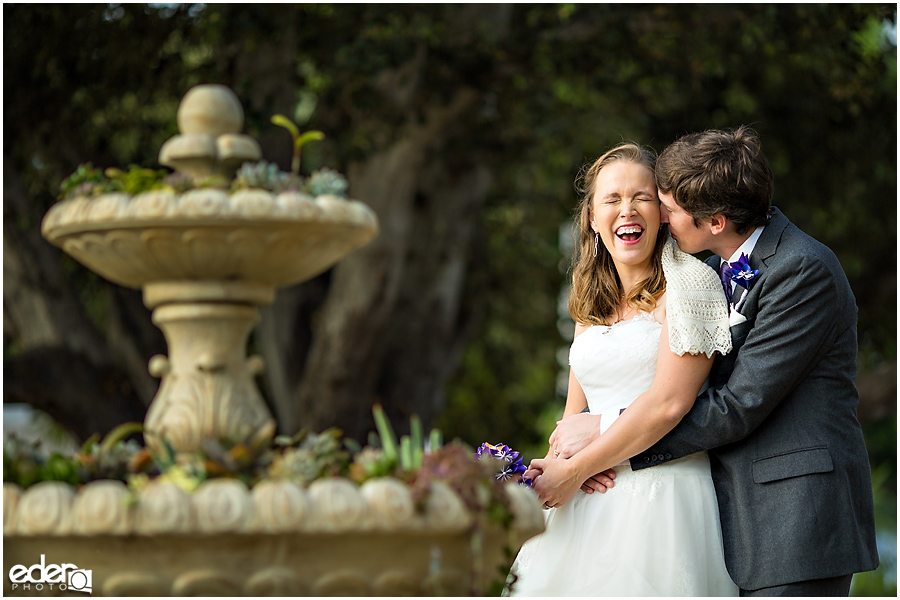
<box><xmin>41</xmin><ymin>190</ymin><xmax>378</xmax><ymax>240</ymax></box>
<box><xmin>3</xmin><ymin>477</ymin><xmax>543</xmax><ymax>538</ymax></box>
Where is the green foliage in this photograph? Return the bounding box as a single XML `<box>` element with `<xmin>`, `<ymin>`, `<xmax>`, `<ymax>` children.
<box><xmin>57</xmin><ymin>163</ymin><xmax>108</xmax><ymax>199</ymax></box>
<box><xmin>856</xmin><ymin>417</ymin><xmax>899</xmax><ymax>595</ymax></box>
<box><xmin>368</xmin><ymin>403</ymin><xmax>441</xmax><ymax>473</ymax></box>
<box><xmin>10</xmin><ymin>5</ymin><xmax>894</xmax><ymax>432</ymax></box>
<box><xmin>3</xmin><ymin>437</ymin><xmax>72</xmax><ymax>488</ymax></box>
<box><xmin>3</xmin><ymin>408</ymin><xmax>524</xmax><ymax>575</ymax></box>
<box><xmin>849</xmin><ymin>455</ymin><xmax>898</xmax><ymax>595</ymax></box>
<box><xmin>103</xmin><ymin>165</ymin><xmax>170</xmax><ymax>195</ymax></box>
<box><xmin>438</xmin><ymin>3</ymin><xmax>897</xmax><ymax>454</ymax></box>
<box><xmin>58</xmin><ymin>158</ymin><xmax>350</xmax><ymax>199</ymax></box>
<box><xmin>3</xmin><ymin>422</ymin><xmax>146</xmax><ymax>488</ymax></box>
<box><xmin>59</xmin><ymin>163</ymin><xmax>173</xmax><ymax>199</ymax></box>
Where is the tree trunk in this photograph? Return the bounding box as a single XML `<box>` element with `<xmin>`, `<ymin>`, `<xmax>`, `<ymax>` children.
<box><xmin>256</xmin><ymin>88</ymin><xmax>491</xmax><ymax>441</ymax></box>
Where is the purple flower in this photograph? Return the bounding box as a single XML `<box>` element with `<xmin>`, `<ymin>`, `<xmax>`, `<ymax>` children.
<box><xmin>476</xmin><ymin>442</ymin><xmax>519</xmax><ymax>462</ymax></box>
<box><xmin>727</xmin><ymin>253</ymin><xmax>759</xmax><ymax>291</ymax></box>
<box><xmin>476</xmin><ymin>442</ymin><xmax>530</xmax><ymax>485</ymax></box>
<box><xmin>496</xmin><ymin>460</ymin><xmax>528</xmax><ymax>481</ymax></box>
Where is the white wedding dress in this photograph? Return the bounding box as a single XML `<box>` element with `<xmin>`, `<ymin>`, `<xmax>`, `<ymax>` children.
<box><xmin>508</xmin><ymin>239</ymin><xmax>739</xmax><ymax>597</ymax></box>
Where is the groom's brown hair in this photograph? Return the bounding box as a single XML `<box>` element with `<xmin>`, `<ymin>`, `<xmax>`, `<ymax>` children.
<box><xmin>656</xmin><ymin>125</ymin><xmax>773</xmax><ymax>234</ymax></box>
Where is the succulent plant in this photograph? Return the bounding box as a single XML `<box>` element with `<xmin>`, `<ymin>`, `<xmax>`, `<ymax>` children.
<box><xmin>161</xmin><ymin>171</ymin><xmax>196</xmax><ymax>194</ymax></box>
<box><xmin>3</xmin><ymin>422</ymin><xmax>147</xmax><ymax>488</ymax></box>
<box><xmin>59</xmin><ymin>110</ymin><xmax>347</xmax><ymax>201</ymax></box>
<box><xmin>347</xmin><ymin>446</ymin><xmax>394</xmax><ymax>483</ymax></box>
<box><xmin>4</xmin><ymin>435</ymin><xmax>60</xmax><ymax>488</ymax></box>
<box><xmin>408</xmin><ymin>441</ymin><xmax>512</xmax><ymax>523</ymax></box>
<box><xmin>3</xmin><ymin>409</ymin><xmax>520</xmax><ymax>543</ymax></box>
<box><xmin>103</xmin><ymin>166</ymin><xmax>169</xmax><ymax>195</ymax></box>
<box><xmin>231</xmin><ymin>160</ymin><xmax>307</xmax><ymax>193</ymax></box>
<box><xmin>58</xmin><ymin>163</ymin><xmax>111</xmax><ymax>199</ymax></box>
<box><xmin>267</xmin><ymin>428</ymin><xmax>352</xmax><ymax>485</ymax></box>
<box><xmin>196</xmin><ymin>419</ymin><xmax>277</xmax><ymax>486</ymax></box>
<box><xmin>75</xmin><ymin>422</ymin><xmax>147</xmax><ymax>483</ymax></box>
<box><xmin>306</xmin><ymin>167</ymin><xmax>348</xmax><ymax>198</ymax></box>
<box><xmin>369</xmin><ymin>403</ymin><xmax>444</xmax><ymax>473</ymax></box>
<box><xmin>232</xmin><ymin>160</ymin><xmax>289</xmax><ymax>191</ymax></box>
<box><xmin>59</xmin><ymin>164</ymin><xmax>175</xmax><ymax>199</ymax></box>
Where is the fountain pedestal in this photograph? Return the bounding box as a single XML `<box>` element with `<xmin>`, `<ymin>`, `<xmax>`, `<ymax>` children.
<box><xmin>143</xmin><ymin>288</ymin><xmax>271</xmax><ymax>452</ymax></box>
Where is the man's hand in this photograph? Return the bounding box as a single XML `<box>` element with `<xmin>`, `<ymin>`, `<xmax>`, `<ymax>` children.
<box><xmin>580</xmin><ymin>468</ymin><xmax>616</xmax><ymax>494</ymax></box>
<box><xmin>527</xmin><ymin>463</ymin><xmax>616</xmax><ymax>497</ymax></box>
<box><xmin>549</xmin><ymin>412</ymin><xmax>603</xmax><ymax>459</ymax></box>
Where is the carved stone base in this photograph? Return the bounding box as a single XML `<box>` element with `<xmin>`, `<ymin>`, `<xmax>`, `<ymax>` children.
<box><xmin>144</xmin><ymin>297</ymin><xmax>271</xmax><ymax>453</ymax></box>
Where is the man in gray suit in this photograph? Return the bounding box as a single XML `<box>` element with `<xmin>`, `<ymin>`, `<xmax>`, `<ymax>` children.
<box><xmin>553</xmin><ymin>126</ymin><xmax>879</xmax><ymax>595</ymax></box>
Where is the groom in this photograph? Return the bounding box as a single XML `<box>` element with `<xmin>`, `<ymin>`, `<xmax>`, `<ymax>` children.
<box><xmin>553</xmin><ymin>126</ymin><xmax>879</xmax><ymax>596</ymax></box>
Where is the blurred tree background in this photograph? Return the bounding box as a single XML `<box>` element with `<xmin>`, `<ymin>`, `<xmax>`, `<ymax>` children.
<box><xmin>4</xmin><ymin>4</ymin><xmax>896</xmax><ymax>594</ymax></box>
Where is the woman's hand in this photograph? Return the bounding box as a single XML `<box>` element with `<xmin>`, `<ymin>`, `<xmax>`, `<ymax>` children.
<box><xmin>528</xmin><ymin>457</ymin><xmax>584</xmax><ymax>508</ymax></box>
<box><xmin>550</xmin><ymin>412</ymin><xmax>603</xmax><ymax>458</ymax></box>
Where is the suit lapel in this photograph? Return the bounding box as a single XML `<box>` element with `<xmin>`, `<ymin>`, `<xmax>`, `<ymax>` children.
<box><xmin>751</xmin><ymin>207</ymin><xmax>789</xmax><ymax>268</ymax></box>
<box><xmin>736</xmin><ymin>208</ymin><xmax>789</xmax><ymax>312</ymax></box>
<box><xmin>708</xmin><ymin>208</ymin><xmax>790</xmax><ymax>383</ymax></box>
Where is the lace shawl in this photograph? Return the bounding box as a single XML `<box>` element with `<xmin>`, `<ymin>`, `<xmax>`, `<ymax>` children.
<box><xmin>661</xmin><ymin>237</ymin><xmax>733</xmax><ymax>357</ymax></box>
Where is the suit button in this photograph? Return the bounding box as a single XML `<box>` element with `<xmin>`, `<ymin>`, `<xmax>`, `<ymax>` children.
<box><xmin>665</xmin><ymin>453</ymin><xmax>672</xmax><ymax>460</ymax></box>
<box><xmin>644</xmin><ymin>456</ymin><xmax>651</xmax><ymax>463</ymax></box>
<box><xmin>651</xmin><ymin>454</ymin><xmax>659</xmax><ymax>462</ymax></box>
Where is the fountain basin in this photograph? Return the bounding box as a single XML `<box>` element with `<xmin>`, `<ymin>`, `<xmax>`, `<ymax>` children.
<box><xmin>3</xmin><ymin>478</ymin><xmax>543</xmax><ymax>596</ymax></box>
<box><xmin>41</xmin><ymin>189</ymin><xmax>378</xmax><ymax>291</ymax></box>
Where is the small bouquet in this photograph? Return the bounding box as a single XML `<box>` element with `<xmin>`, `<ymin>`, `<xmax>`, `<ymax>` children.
<box><xmin>475</xmin><ymin>442</ymin><xmax>531</xmax><ymax>486</ymax></box>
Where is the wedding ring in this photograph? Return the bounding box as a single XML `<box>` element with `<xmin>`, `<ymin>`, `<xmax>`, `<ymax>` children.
<box><xmin>553</xmin><ymin>449</ymin><xmax>559</xmax><ymax>457</ymax></box>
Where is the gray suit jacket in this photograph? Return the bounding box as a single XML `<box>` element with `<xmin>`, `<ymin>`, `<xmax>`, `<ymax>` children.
<box><xmin>632</xmin><ymin>208</ymin><xmax>879</xmax><ymax>590</ymax></box>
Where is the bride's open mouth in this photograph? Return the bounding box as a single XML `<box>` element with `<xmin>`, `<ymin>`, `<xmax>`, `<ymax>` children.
<box><xmin>615</xmin><ymin>224</ymin><xmax>645</xmax><ymax>245</ymax></box>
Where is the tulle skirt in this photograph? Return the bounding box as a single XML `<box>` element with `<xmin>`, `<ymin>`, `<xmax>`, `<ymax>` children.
<box><xmin>507</xmin><ymin>453</ymin><xmax>738</xmax><ymax>597</ymax></box>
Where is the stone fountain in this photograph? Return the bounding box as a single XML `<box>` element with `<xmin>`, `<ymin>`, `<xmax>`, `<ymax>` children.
<box><xmin>3</xmin><ymin>84</ymin><xmax>542</xmax><ymax>596</ymax></box>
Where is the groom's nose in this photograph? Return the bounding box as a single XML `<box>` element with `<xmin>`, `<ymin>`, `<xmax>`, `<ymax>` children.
<box><xmin>659</xmin><ymin>203</ymin><xmax>669</xmax><ymax>223</ymax></box>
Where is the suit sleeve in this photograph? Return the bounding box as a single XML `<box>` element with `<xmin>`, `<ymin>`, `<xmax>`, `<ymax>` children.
<box><xmin>632</xmin><ymin>249</ymin><xmax>851</xmax><ymax>467</ymax></box>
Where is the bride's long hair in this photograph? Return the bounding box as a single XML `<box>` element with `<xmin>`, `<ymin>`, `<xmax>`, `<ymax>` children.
<box><xmin>568</xmin><ymin>143</ymin><xmax>667</xmax><ymax>326</ymax></box>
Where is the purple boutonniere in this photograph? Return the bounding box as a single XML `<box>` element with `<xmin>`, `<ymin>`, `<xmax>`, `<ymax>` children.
<box><xmin>475</xmin><ymin>442</ymin><xmax>530</xmax><ymax>485</ymax></box>
<box><xmin>727</xmin><ymin>253</ymin><xmax>759</xmax><ymax>291</ymax></box>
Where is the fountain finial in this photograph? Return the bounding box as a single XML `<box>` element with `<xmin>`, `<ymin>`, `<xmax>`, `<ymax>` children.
<box><xmin>159</xmin><ymin>84</ymin><xmax>261</xmax><ymax>180</ymax></box>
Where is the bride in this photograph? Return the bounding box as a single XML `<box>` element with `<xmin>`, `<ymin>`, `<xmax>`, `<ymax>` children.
<box><xmin>508</xmin><ymin>142</ymin><xmax>738</xmax><ymax>596</ymax></box>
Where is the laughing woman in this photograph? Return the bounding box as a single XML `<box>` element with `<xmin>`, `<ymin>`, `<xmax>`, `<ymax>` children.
<box><xmin>507</xmin><ymin>143</ymin><xmax>738</xmax><ymax>596</ymax></box>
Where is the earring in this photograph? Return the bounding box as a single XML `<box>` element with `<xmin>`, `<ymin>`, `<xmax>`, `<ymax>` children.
<box><xmin>593</xmin><ymin>232</ymin><xmax>599</xmax><ymax>257</ymax></box>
